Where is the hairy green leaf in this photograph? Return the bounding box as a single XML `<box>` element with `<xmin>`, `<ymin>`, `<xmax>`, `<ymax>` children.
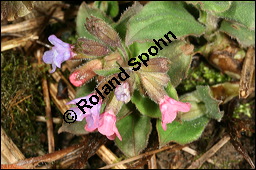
<box><xmin>125</xmin><ymin>1</ymin><xmax>205</xmax><ymax>45</ymax></box>
<box><xmin>157</xmin><ymin>116</ymin><xmax>209</xmax><ymax>147</ymax></box>
<box><xmin>220</xmin><ymin>20</ymin><xmax>255</xmax><ymax>47</ymax></box>
<box><xmin>131</xmin><ymin>82</ymin><xmax>179</xmax><ymax>118</ymax></box>
<box><xmin>115</xmin><ymin>2</ymin><xmax>143</xmax><ymax>39</ymax></box>
<box><xmin>115</xmin><ymin>113</ymin><xmax>152</xmax><ymax>157</ymax></box>
<box><xmin>195</xmin><ymin>86</ymin><xmax>223</xmax><ymax>121</ymax></box>
<box><xmin>158</xmin><ymin>41</ymin><xmax>194</xmax><ymax>87</ymax></box>
<box><xmin>58</xmin><ymin>119</ymin><xmax>89</xmax><ymax>135</ymax></box>
<box><xmin>93</xmin><ymin>1</ymin><xmax>119</xmax><ymax>18</ymax></box>
<box><xmin>188</xmin><ymin>1</ymin><xmax>232</xmax><ymax>13</ymax></box>
<box><xmin>216</xmin><ymin>1</ymin><xmax>255</xmax><ymax>30</ymax></box>
<box><xmin>178</xmin><ymin>102</ymin><xmax>206</xmax><ymax>121</ymax></box>
<box><xmin>128</xmin><ymin>41</ymin><xmax>155</xmax><ymax>59</ymax></box>
<box><xmin>180</xmin><ymin>85</ymin><xmax>223</xmax><ymax>121</ymax></box>
<box><xmin>165</xmin><ymin>82</ymin><xmax>179</xmax><ymax>100</ymax></box>
<box><xmin>131</xmin><ymin>90</ymin><xmax>161</xmax><ymax>118</ymax></box>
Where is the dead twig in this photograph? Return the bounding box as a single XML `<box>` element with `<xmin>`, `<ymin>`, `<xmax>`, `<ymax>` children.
<box><xmin>1</xmin><ymin>33</ymin><xmax>52</xmax><ymax>49</ymax></box>
<box><xmin>35</xmin><ymin>49</ymin><xmax>55</xmax><ymax>154</ymax></box>
<box><xmin>1</xmin><ymin>127</ymin><xmax>25</xmax><ymax>164</ymax></box>
<box><xmin>1</xmin><ymin>10</ymin><xmax>64</xmax><ymax>34</ymax></box>
<box><xmin>239</xmin><ymin>46</ymin><xmax>255</xmax><ymax>98</ymax></box>
<box><xmin>36</xmin><ymin>116</ymin><xmax>62</xmax><ymax>124</ymax></box>
<box><xmin>182</xmin><ymin>146</ymin><xmax>221</xmax><ymax>167</ymax></box>
<box><xmin>15</xmin><ymin>143</ymin><xmax>84</xmax><ymax>168</ymax></box>
<box><xmin>1</xmin><ymin>34</ymin><xmax>38</xmax><ymax>51</ymax></box>
<box><xmin>42</xmin><ymin>78</ymin><xmax>55</xmax><ymax>154</ymax></box>
<box><xmin>96</xmin><ymin>145</ymin><xmax>127</xmax><ymax>169</ymax></box>
<box><xmin>187</xmin><ymin>135</ymin><xmax>230</xmax><ymax>169</ymax></box>
<box><xmin>99</xmin><ymin>144</ymin><xmax>178</xmax><ymax>169</ymax></box>
<box><xmin>147</xmin><ymin>154</ymin><xmax>157</xmax><ymax>169</ymax></box>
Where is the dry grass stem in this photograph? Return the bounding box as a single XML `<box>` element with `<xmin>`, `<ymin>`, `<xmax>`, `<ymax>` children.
<box><xmin>1</xmin><ymin>10</ymin><xmax>64</xmax><ymax>34</ymax></box>
<box><xmin>239</xmin><ymin>46</ymin><xmax>255</xmax><ymax>98</ymax></box>
<box><xmin>36</xmin><ymin>116</ymin><xmax>62</xmax><ymax>124</ymax></box>
<box><xmin>187</xmin><ymin>135</ymin><xmax>231</xmax><ymax>169</ymax></box>
<box><xmin>100</xmin><ymin>144</ymin><xmax>178</xmax><ymax>169</ymax></box>
<box><xmin>1</xmin><ymin>127</ymin><xmax>26</xmax><ymax>164</ymax></box>
<box><xmin>96</xmin><ymin>145</ymin><xmax>127</xmax><ymax>169</ymax></box>
<box><xmin>15</xmin><ymin>144</ymin><xmax>84</xmax><ymax>168</ymax></box>
<box><xmin>182</xmin><ymin>146</ymin><xmax>220</xmax><ymax>167</ymax></box>
<box><xmin>1</xmin><ymin>34</ymin><xmax>38</xmax><ymax>51</ymax></box>
<box><xmin>147</xmin><ymin>154</ymin><xmax>157</xmax><ymax>169</ymax></box>
<box><xmin>35</xmin><ymin>49</ymin><xmax>55</xmax><ymax>154</ymax></box>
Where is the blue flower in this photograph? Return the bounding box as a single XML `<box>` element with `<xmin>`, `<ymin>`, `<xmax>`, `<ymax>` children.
<box><xmin>43</xmin><ymin>35</ymin><xmax>75</xmax><ymax>73</ymax></box>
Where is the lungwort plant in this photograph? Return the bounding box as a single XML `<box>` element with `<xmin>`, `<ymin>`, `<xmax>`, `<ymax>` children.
<box><xmin>43</xmin><ymin>1</ymin><xmax>255</xmax><ymax>157</ymax></box>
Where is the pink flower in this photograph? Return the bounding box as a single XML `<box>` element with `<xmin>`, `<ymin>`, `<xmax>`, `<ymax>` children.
<box><xmin>66</xmin><ymin>93</ymin><xmax>102</xmax><ymax>132</ymax></box>
<box><xmin>114</xmin><ymin>82</ymin><xmax>130</xmax><ymax>103</ymax></box>
<box><xmin>43</xmin><ymin>35</ymin><xmax>75</xmax><ymax>73</ymax></box>
<box><xmin>159</xmin><ymin>95</ymin><xmax>191</xmax><ymax>131</ymax></box>
<box><xmin>98</xmin><ymin>110</ymin><xmax>122</xmax><ymax>141</ymax></box>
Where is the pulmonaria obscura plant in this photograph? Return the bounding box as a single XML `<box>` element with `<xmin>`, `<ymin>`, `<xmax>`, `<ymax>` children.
<box><xmin>43</xmin><ymin>1</ymin><xmax>254</xmax><ymax>157</ymax></box>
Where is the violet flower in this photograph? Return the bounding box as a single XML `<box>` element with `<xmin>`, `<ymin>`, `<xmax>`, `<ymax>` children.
<box><xmin>84</xmin><ymin>100</ymin><xmax>102</xmax><ymax>132</ymax></box>
<box><xmin>66</xmin><ymin>93</ymin><xmax>102</xmax><ymax>132</ymax></box>
<box><xmin>98</xmin><ymin>110</ymin><xmax>122</xmax><ymax>141</ymax></box>
<box><xmin>43</xmin><ymin>35</ymin><xmax>75</xmax><ymax>73</ymax></box>
<box><xmin>114</xmin><ymin>82</ymin><xmax>131</xmax><ymax>103</ymax></box>
<box><xmin>159</xmin><ymin>95</ymin><xmax>191</xmax><ymax>131</ymax></box>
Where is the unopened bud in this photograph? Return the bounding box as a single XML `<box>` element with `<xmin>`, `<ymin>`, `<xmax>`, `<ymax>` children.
<box><xmin>75</xmin><ymin>38</ymin><xmax>111</xmax><ymax>58</ymax></box>
<box><xmin>139</xmin><ymin>72</ymin><xmax>170</xmax><ymax>102</ymax></box>
<box><xmin>69</xmin><ymin>59</ymin><xmax>102</xmax><ymax>87</ymax></box>
<box><xmin>140</xmin><ymin>58</ymin><xmax>170</xmax><ymax>73</ymax></box>
<box><xmin>85</xmin><ymin>16</ymin><xmax>121</xmax><ymax>48</ymax></box>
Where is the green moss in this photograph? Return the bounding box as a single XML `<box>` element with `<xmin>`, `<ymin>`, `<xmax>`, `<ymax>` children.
<box><xmin>177</xmin><ymin>61</ymin><xmax>232</xmax><ymax>93</ymax></box>
<box><xmin>1</xmin><ymin>51</ymin><xmax>47</xmax><ymax>157</ymax></box>
<box><xmin>233</xmin><ymin>101</ymin><xmax>253</xmax><ymax>119</ymax></box>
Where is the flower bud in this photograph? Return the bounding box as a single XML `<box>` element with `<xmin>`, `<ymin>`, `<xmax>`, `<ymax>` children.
<box><xmin>69</xmin><ymin>59</ymin><xmax>102</xmax><ymax>87</ymax></box>
<box><xmin>139</xmin><ymin>72</ymin><xmax>170</xmax><ymax>102</ymax></box>
<box><xmin>140</xmin><ymin>57</ymin><xmax>170</xmax><ymax>73</ymax></box>
<box><xmin>85</xmin><ymin>16</ymin><xmax>121</xmax><ymax>48</ymax></box>
<box><xmin>74</xmin><ymin>38</ymin><xmax>111</xmax><ymax>58</ymax></box>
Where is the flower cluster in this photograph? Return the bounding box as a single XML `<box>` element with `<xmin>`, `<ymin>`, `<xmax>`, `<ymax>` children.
<box><xmin>42</xmin><ymin>16</ymin><xmax>191</xmax><ymax>141</ymax></box>
<box><xmin>66</xmin><ymin>93</ymin><xmax>122</xmax><ymax>140</ymax></box>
